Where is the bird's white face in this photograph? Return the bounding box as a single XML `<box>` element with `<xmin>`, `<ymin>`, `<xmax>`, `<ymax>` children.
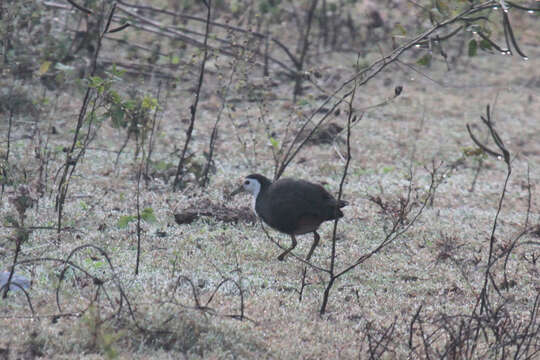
<box><xmin>242</xmin><ymin>177</ymin><xmax>261</xmax><ymax>198</ymax></box>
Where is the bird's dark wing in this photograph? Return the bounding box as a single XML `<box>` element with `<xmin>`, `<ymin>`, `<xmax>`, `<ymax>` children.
<box><xmin>293</xmin><ymin>180</ymin><xmax>346</xmax><ymax>220</ymax></box>
<box><xmin>265</xmin><ymin>195</ymin><xmax>320</xmax><ymax>233</ymax></box>
<box><xmin>263</xmin><ymin>179</ymin><xmax>341</xmax><ymax>232</ymax></box>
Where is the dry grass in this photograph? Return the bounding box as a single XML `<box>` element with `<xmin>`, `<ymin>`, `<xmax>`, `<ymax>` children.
<box><xmin>1</xmin><ymin>2</ymin><xmax>539</xmax><ymax>359</ymax></box>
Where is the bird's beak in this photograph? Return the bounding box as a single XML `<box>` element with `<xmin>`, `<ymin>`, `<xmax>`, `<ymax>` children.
<box><xmin>229</xmin><ymin>185</ymin><xmax>245</xmax><ymax>197</ymax></box>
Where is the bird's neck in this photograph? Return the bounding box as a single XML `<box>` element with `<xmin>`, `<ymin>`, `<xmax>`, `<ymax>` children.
<box><xmin>252</xmin><ymin>183</ymin><xmax>269</xmax><ymax>217</ymax></box>
<box><xmin>252</xmin><ymin>196</ymin><xmax>258</xmax><ymax>215</ymax></box>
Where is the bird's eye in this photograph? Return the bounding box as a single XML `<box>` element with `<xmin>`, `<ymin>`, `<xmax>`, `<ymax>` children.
<box><xmin>244</xmin><ymin>180</ymin><xmax>250</xmax><ymax>185</ymax></box>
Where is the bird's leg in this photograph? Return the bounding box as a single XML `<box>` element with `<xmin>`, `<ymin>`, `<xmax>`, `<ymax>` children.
<box><xmin>278</xmin><ymin>234</ymin><xmax>297</xmax><ymax>261</ymax></box>
<box><xmin>306</xmin><ymin>231</ymin><xmax>320</xmax><ymax>261</ymax></box>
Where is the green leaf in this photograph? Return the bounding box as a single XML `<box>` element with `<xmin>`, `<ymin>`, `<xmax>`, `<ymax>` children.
<box><xmin>429</xmin><ymin>7</ymin><xmax>443</xmax><ymax>20</ymax></box>
<box><xmin>393</xmin><ymin>23</ymin><xmax>407</xmax><ymax>36</ymax></box>
<box><xmin>117</xmin><ymin>215</ymin><xmax>135</xmax><ymax>228</ymax></box>
<box><xmin>435</xmin><ymin>0</ymin><xmax>450</xmax><ymax>16</ymax></box>
<box><xmin>88</xmin><ymin>76</ymin><xmax>104</xmax><ymax>88</ymax></box>
<box><xmin>479</xmin><ymin>39</ymin><xmax>492</xmax><ymax>51</ymax></box>
<box><xmin>269</xmin><ymin>137</ymin><xmax>279</xmax><ymax>150</ymax></box>
<box><xmin>110</xmin><ymin>63</ymin><xmax>125</xmax><ymax>77</ymax></box>
<box><xmin>38</xmin><ymin>61</ymin><xmax>52</xmax><ymax>75</ymax></box>
<box><xmin>468</xmin><ymin>39</ymin><xmax>478</xmax><ymax>57</ymax></box>
<box><xmin>15</xmin><ymin>228</ymin><xmax>30</xmax><ymax>242</ymax></box>
<box><xmin>154</xmin><ymin>160</ymin><xmax>173</xmax><ymax>171</ymax></box>
<box><xmin>416</xmin><ymin>54</ymin><xmax>432</xmax><ymax>66</ymax></box>
<box><xmin>4</xmin><ymin>214</ymin><xmax>19</xmax><ymax>227</ymax></box>
<box><xmin>141</xmin><ymin>208</ymin><xmax>157</xmax><ymax>223</ymax></box>
<box><xmin>259</xmin><ymin>1</ymin><xmax>270</xmax><ymax>14</ymax></box>
<box><xmin>108</xmin><ymin>90</ymin><xmax>122</xmax><ymax>104</ymax></box>
<box><xmin>85</xmin><ymin>257</ymin><xmax>104</xmax><ymax>269</ymax></box>
<box><xmin>142</xmin><ymin>96</ymin><xmax>158</xmax><ymax>110</ymax></box>
<box><xmin>109</xmin><ymin>104</ymin><xmax>126</xmax><ymax>128</ymax></box>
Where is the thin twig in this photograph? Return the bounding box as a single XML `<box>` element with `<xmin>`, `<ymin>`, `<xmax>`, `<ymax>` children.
<box><xmin>319</xmin><ymin>77</ymin><xmax>356</xmax><ymax>315</ymax></box>
<box><xmin>173</xmin><ymin>0</ymin><xmax>212</xmax><ymax>191</ymax></box>
<box><xmin>55</xmin><ymin>3</ymin><xmax>123</xmax><ymax>234</ymax></box>
<box><xmin>275</xmin><ymin>1</ymin><xmax>500</xmax><ymax>180</ymax></box>
<box><xmin>202</xmin><ymin>55</ymin><xmax>238</xmax><ymax>187</ymax></box>
<box><xmin>135</xmin><ymin>161</ymin><xmax>142</xmax><ymax>275</ymax></box>
<box><xmin>293</xmin><ymin>0</ymin><xmax>319</xmax><ymax>100</ymax></box>
<box><xmin>145</xmin><ymin>82</ymin><xmax>162</xmax><ymax>186</ymax></box>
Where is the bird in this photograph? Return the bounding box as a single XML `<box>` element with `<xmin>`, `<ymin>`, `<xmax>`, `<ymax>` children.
<box><xmin>230</xmin><ymin>174</ymin><xmax>348</xmax><ymax>261</ymax></box>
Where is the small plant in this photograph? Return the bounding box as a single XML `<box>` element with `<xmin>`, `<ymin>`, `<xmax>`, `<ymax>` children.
<box><xmin>55</xmin><ymin>3</ymin><xmax>129</xmax><ymax>235</ymax></box>
<box><xmin>106</xmin><ymin>87</ymin><xmax>159</xmax><ymax>166</ymax></box>
<box><xmin>79</xmin><ymin>305</ymin><xmax>124</xmax><ymax>359</ymax></box>
<box><xmin>117</xmin><ymin>207</ymin><xmax>157</xmax><ymax>229</ymax></box>
<box><xmin>2</xmin><ymin>185</ymin><xmax>36</xmax><ymax>298</ymax></box>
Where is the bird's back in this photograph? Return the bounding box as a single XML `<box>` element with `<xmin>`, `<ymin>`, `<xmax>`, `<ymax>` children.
<box><xmin>256</xmin><ymin>178</ymin><xmax>346</xmax><ymax>234</ymax></box>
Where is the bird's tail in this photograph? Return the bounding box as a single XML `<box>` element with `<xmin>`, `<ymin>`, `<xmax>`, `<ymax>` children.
<box><xmin>329</xmin><ymin>200</ymin><xmax>348</xmax><ymax>219</ymax></box>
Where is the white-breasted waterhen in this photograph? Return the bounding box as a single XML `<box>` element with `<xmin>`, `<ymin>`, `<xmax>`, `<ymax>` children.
<box><xmin>231</xmin><ymin>174</ymin><xmax>348</xmax><ymax>261</ymax></box>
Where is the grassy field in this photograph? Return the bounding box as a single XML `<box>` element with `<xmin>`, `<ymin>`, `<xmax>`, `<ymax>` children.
<box><xmin>1</xmin><ymin>1</ymin><xmax>539</xmax><ymax>358</ymax></box>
